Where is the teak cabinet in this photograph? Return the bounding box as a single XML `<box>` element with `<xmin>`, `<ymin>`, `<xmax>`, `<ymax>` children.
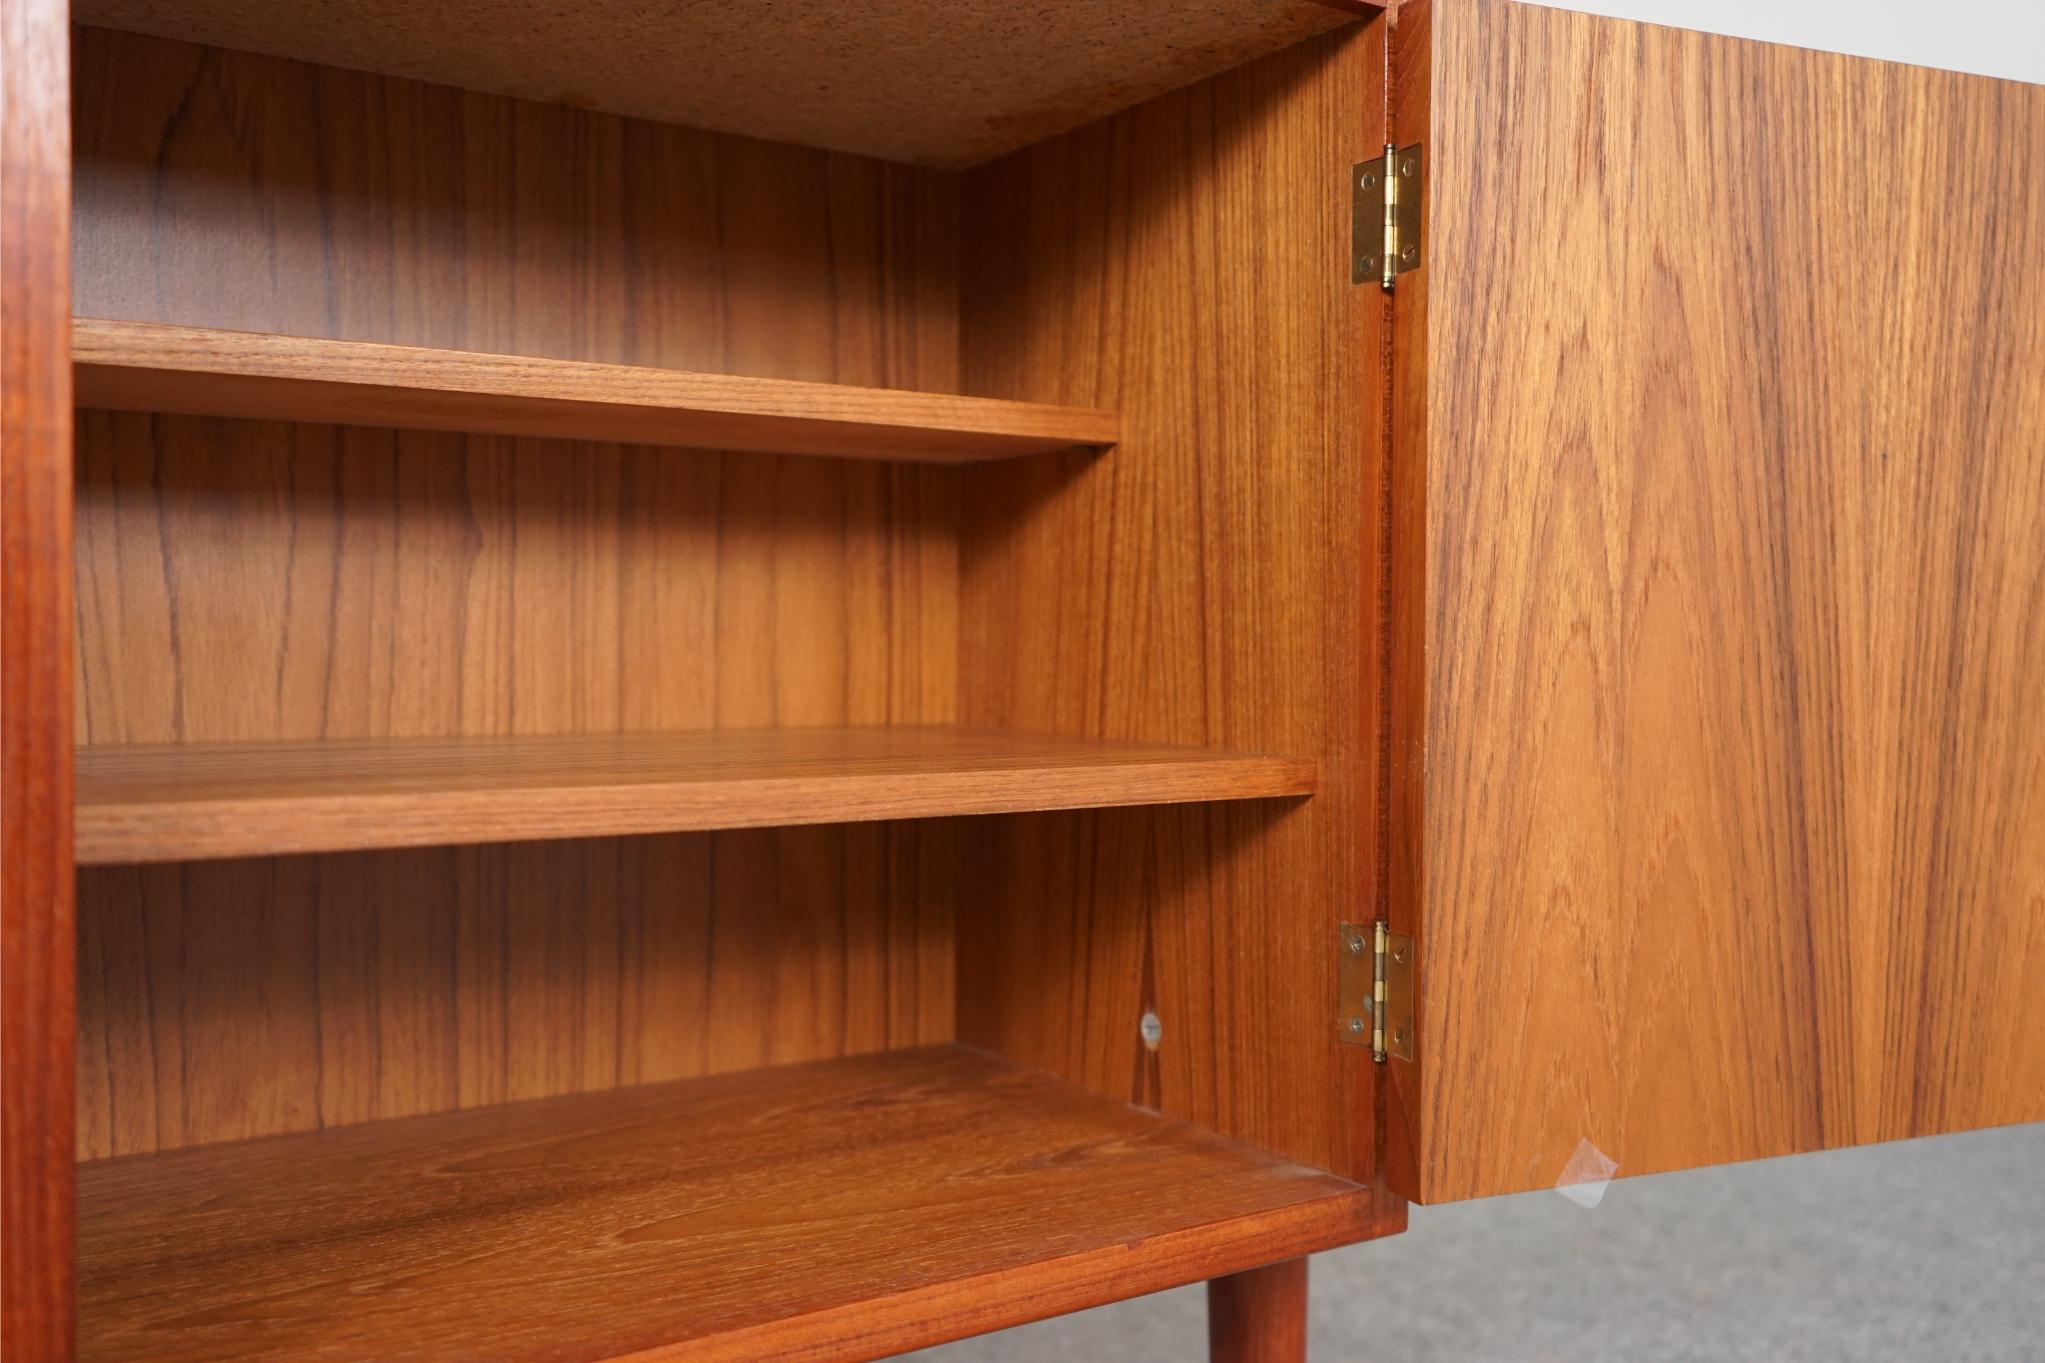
<box><xmin>3</xmin><ymin>1</ymin><xmax>2041</xmax><ymax>1359</ymax></box>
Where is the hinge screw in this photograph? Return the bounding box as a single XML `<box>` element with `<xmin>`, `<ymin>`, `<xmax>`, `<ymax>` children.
<box><xmin>1394</xmin><ymin>1024</ymin><xmax>1411</xmax><ymax>1049</ymax></box>
<box><xmin>1392</xmin><ymin>942</ymin><xmax>1409</xmax><ymax>966</ymax></box>
<box><xmin>1400</xmin><ymin>243</ymin><xmax>1418</xmax><ymax>266</ymax></box>
<box><xmin>1360</xmin><ymin>254</ymin><xmax>1377</xmax><ymax>274</ymax></box>
<box><xmin>1348</xmin><ymin>1016</ymin><xmax>1366</xmax><ymax>1035</ymax></box>
<box><xmin>1400</xmin><ymin>157</ymin><xmax>1418</xmax><ymax>177</ymax></box>
<box><xmin>1360</xmin><ymin>170</ymin><xmax>1377</xmax><ymax>190</ymax></box>
<box><xmin>1347</xmin><ymin>932</ymin><xmax>1367</xmax><ymax>955</ymax></box>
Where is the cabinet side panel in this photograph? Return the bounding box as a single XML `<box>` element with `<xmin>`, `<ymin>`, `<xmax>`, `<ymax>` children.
<box><xmin>1413</xmin><ymin>0</ymin><xmax>2045</xmax><ymax>1200</ymax></box>
<box><xmin>2</xmin><ymin>0</ymin><xmax>76</xmax><ymax>1352</ymax></box>
<box><xmin>69</xmin><ymin>30</ymin><xmax>959</xmax><ymax>1156</ymax></box>
<box><xmin>957</xmin><ymin>23</ymin><xmax>1397</xmax><ymax>1215</ymax></box>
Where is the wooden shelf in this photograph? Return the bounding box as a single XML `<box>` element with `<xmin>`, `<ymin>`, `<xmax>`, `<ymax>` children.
<box><xmin>72</xmin><ymin>319</ymin><xmax>1119</xmax><ymax>463</ymax></box>
<box><xmin>77</xmin><ymin>1047</ymin><xmax>1373</xmax><ymax>1363</ymax></box>
<box><xmin>70</xmin><ymin>3</ymin><xmax>1363</xmax><ymax>168</ymax></box>
<box><xmin>74</xmin><ymin>726</ymin><xmax>1318</xmax><ymax>864</ymax></box>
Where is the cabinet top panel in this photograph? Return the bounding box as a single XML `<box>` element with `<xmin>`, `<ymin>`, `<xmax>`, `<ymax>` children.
<box><xmin>71</xmin><ymin>0</ymin><xmax>1367</xmax><ymax>167</ymax></box>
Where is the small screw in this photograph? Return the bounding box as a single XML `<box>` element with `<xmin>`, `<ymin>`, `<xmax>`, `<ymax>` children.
<box><xmin>1394</xmin><ymin>1024</ymin><xmax>1411</xmax><ymax>1048</ymax></box>
<box><xmin>1392</xmin><ymin>943</ymin><xmax>1410</xmax><ymax>966</ymax></box>
<box><xmin>1400</xmin><ymin>156</ymin><xmax>1418</xmax><ymax>177</ymax></box>
<box><xmin>1139</xmin><ymin>1011</ymin><xmax>1163</xmax><ymax>1048</ymax></box>
<box><xmin>1360</xmin><ymin>254</ymin><xmax>1378</xmax><ymax>274</ymax></box>
<box><xmin>1400</xmin><ymin>243</ymin><xmax>1418</xmax><ymax>265</ymax></box>
<box><xmin>1360</xmin><ymin>170</ymin><xmax>1378</xmax><ymax>190</ymax></box>
<box><xmin>1348</xmin><ymin>1016</ymin><xmax>1366</xmax><ymax>1036</ymax></box>
<box><xmin>1348</xmin><ymin>933</ymin><xmax>1367</xmax><ymax>955</ymax></box>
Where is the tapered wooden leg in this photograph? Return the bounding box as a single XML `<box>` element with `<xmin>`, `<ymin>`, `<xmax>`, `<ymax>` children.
<box><xmin>1207</xmin><ymin>1257</ymin><xmax>1308</xmax><ymax>1363</ymax></box>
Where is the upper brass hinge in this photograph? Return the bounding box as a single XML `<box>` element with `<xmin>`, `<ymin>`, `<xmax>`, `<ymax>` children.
<box><xmin>1338</xmin><ymin>920</ymin><xmax>1414</xmax><ymax>1062</ymax></box>
<box><xmin>1351</xmin><ymin>143</ymin><xmax>1423</xmax><ymax>289</ymax></box>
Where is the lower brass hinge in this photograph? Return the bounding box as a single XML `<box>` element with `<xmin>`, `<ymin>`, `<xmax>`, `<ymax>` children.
<box><xmin>1351</xmin><ymin>143</ymin><xmax>1424</xmax><ymax>289</ymax></box>
<box><xmin>1338</xmin><ymin>920</ymin><xmax>1414</xmax><ymax>1062</ymax></box>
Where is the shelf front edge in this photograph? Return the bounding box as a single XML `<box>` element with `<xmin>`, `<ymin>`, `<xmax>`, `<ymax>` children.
<box><xmin>75</xmin><ymin>732</ymin><xmax>1318</xmax><ymax>864</ymax></box>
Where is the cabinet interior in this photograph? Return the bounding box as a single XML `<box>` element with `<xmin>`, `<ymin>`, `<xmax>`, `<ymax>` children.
<box><xmin>68</xmin><ymin>10</ymin><xmax>1394</xmax><ymax>1361</ymax></box>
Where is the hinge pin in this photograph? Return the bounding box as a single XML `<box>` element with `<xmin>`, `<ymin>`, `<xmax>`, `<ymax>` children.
<box><xmin>1371</xmin><ymin>920</ymin><xmax>1389</xmax><ymax>1057</ymax></box>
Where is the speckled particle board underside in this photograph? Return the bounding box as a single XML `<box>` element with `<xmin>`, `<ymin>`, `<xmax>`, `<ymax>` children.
<box><xmin>73</xmin><ymin>0</ymin><xmax>1368</xmax><ymax>167</ymax></box>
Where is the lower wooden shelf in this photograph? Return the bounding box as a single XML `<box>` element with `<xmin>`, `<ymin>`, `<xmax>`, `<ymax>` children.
<box><xmin>78</xmin><ymin>1046</ymin><xmax>1373</xmax><ymax>1363</ymax></box>
<box><xmin>73</xmin><ymin>726</ymin><xmax>1318</xmax><ymax>864</ymax></box>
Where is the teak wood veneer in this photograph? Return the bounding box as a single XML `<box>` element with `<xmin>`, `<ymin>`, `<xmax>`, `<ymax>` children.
<box><xmin>1382</xmin><ymin>0</ymin><xmax>2045</xmax><ymax>1203</ymax></box>
<box><xmin>78</xmin><ymin>1047</ymin><xmax>1373</xmax><ymax>1363</ymax></box>
<box><xmin>2</xmin><ymin>0</ymin><xmax>77</xmax><ymax>1355</ymax></box>
<box><xmin>73</xmin><ymin>319</ymin><xmax>1121</xmax><ymax>464</ymax></box>
<box><xmin>75</xmin><ymin>728</ymin><xmax>1317</xmax><ymax>863</ymax></box>
<box><xmin>5</xmin><ymin>2</ymin><xmax>2043</xmax><ymax>1362</ymax></box>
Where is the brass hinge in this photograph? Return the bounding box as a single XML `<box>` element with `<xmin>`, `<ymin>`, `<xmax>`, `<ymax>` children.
<box><xmin>1351</xmin><ymin>143</ymin><xmax>1424</xmax><ymax>289</ymax></box>
<box><xmin>1338</xmin><ymin>920</ymin><xmax>1414</xmax><ymax>1062</ymax></box>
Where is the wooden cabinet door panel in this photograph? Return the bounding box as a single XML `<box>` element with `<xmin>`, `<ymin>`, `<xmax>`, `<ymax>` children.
<box><xmin>1390</xmin><ymin>0</ymin><xmax>2045</xmax><ymax>1202</ymax></box>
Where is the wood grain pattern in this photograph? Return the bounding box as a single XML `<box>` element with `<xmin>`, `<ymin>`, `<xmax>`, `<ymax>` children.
<box><xmin>70</xmin><ymin>30</ymin><xmax>962</xmax><ymax>1155</ymax></box>
<box><xmin>2</xmin><ymin>0</ymin><xmax>76</xmax><ymax>1356</ymax></box>
<box><xmin>69</xmin><ymin>2</ymin><xmax>1360</xmax><ymax>168</ymax></box>
<box><xmin>71</xmin><ymin>411</ymin><xmax>959</xmax><ymax>747</ymax></box>
<box><xmin>77</xmin><ymin>1047</ymin><xmax>1373</xmax><ymax>1363</ymax></box>
<box><xmin>1399</xmin><ymin>0</ymin><xmax>2045</xmax><ymax>1201</ymax></box>
<box><xmin>1207</xmin><ymin>1258</ymin><xmax>1308</xmax><ymax>1363</ymax></box>
<box><xmin>74</xmin><ymin>319</ymin><xmax>1119</xmax><ymax>464</ymax></box>
<box><xmin>956</xmin><ymin>20</ymin><xmax>1398</xmax><ymax>1223</ymax></box>
<box><xmin>1379</xmin><ymin>0</ymin><xmax>1433</xmax><ymax>1212</ymax></box>
<box><xmin>71</xmin><ymin>26</ymin><xmax>962</xmax><ymax>744</ymax></box>
<box><xmin>76</xmin><ymin>727</ymin><xmax>1317</xmax><ymax>863</ymax></box>
<box><xmin>76</xmin><ymin>829</ymin><xmax>955</xmax><ymax>1161</ymax></box>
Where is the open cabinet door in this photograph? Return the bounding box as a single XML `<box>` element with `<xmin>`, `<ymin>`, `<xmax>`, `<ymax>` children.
<box><xmin>1386</xmin><ymin>0</ymin><xmax>2045</xmax><ymax>1203</ymax></box>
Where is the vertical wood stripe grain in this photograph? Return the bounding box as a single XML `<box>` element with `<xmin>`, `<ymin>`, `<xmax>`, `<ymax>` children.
<box><xmin>76</xmin><ymin>830</ymin><xmax>954</xmax><ymax>1159</ymax></box>
<box><xmin>1406</xmin><ymin>0</ymin><xmax>2045</xmax><ymax>1201</ymax></box>
<box><xmin>1380</xmin><ymin>0</ymin><xmax>1431</xmax><ymax>1204</ymax></box>
<box><xmin>2</xmin><ymin>0</ymin><xmax>76</xmax><ymax>1357</ymax></box>
<box><xmin>69</xmin><ymin>28</ymin><xmax>961</xmax><ymax>1156</ymax></box>
<box><xmin>957</xmin><ymin>21</ymin><xmax>1398</xmax><ymax>1224</ymax></box>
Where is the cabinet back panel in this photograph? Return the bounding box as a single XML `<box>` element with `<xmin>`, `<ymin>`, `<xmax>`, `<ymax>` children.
<box><xmin>70</xmin><ymin>28</ymin><xmax>960</xmax><ymax>381</ymax></box>
<box><xmin>73</xmin><ymin>414</ymin><xmax>958</xmax><ymax>744</ymax></box>
<box><xmin>956</xmin><ymin>24</ymin><xmax>1392</xmax><ymax>1206</ymax></box>
<box><xmin>77</xmin><ymin>828</ymin><xmax>955</xmax><ymax>1161</ymax></box>
<box><xmin>70</xmin><ymin>29</ymin><xmax>960</xmax><ymax>1155</ymax></box>
<box><xmin>1397</xmin><ymin>0</ymin><xmax>2045</xmax><ymax>1201</ymax></box>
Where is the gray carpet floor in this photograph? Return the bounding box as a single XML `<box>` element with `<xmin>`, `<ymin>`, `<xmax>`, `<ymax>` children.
<box><xmin>909</xmin><ymin>1122</ymin><xmax>2045</xmax><ymax>1361</ymax></box>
